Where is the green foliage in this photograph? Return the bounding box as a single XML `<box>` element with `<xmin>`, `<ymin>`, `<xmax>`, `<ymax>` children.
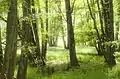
<box><xmin>75</xmin><ymin>21</ymin><xmax>97</xmax><ymax>46</ymax></box>
<box><xmin>0</xmin><ymin>0</ymin><xmax>8</xmax><ymax>13</ymax></box>
<box><xmin>48</xmin><ymin>15</ymin><xmax>61</xmax><ymax>41</ymax></box>
<box><xmin>108</xmin><ymin>66</ymin><xmax>120</xmax><ymax>79</ymax></box>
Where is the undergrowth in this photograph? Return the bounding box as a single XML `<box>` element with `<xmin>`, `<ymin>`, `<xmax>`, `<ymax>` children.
<box><xmin>25</xmin><ymin>46</ymin><xmax>120</xmax><ymax>79</ymax></box>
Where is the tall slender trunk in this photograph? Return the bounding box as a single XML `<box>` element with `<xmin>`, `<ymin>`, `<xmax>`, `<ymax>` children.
<box><xmin>116</xmin><ymin>0</ymin><xmax>120</xmax><ymax>40</ymax></box>
<box><xmin>1</xmin><ymin>0</ymin><xmax>18</xmax><ymax>79</ymax></box>
<box><xmin>38</xmin><ymin>2</ymin><xmax>47</xmax><ymax>62</ymax></box>
<box><xmin>61</xmin><ymin>25</ymin><xmax>67</xmax><ymax>49</ymax></box>
<box><xmin>116</xmin><ymin>0</ymin><xmax>120</xmax><ymax>51</ymax></box>
<box><xmin>87</xmin><ymin>0</ymin><xmax>103</xmax><ymax>55</ymax></box>
<box><xmin>97</xmin><ymin>0</ymin><xmax>104</xmax><ymax>35</ymax></box>
<box><xmin>42</xmin><ymin>0</ymin><xmax>49</xmax><ymax>59</ymax></box>
<box><xmin>44</xmin><ymin>0</ymin><xmax>48</xmax><ymax>59</ymax></box>
<box><xmin>31</xmin><ymin>0</ymin><xmax>46</xmax><ymax>65</ymax></box>
<box><xmin>96</xmin><ymin>0</ymin><xmax>106</xmax><ymax>56</ymax></box>
<box><xmin>0</xmin><ymin>25</ymin><xmax>3</xmax><ymax>73</ymax></box>
<box><xmin>58</xmin><ymin>1</ymin><xmax>67</xmax><ymax>49</ymax></box>
<box><xmin>65</xmin><ymin>0</ymin><xmax>79</xmax><ymax>66</ymax></box>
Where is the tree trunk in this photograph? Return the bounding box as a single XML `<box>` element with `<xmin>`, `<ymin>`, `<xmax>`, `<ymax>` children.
<box><xmin>40</xmin><ymin>17</ymin><xmax>46</xmax><ymax>59</ymax></box>
<box><xmin>38</xmin><ymin>6</ymin><xmax>47</xmax><ymax>62</ymax></box>
<box><xmin>116</xmin><ymin>0</ymin><xmax>120</xmax><ymax>51</ymax></box>
<box><xmin>115</xmin><ymin>23</ymin><xmax>119</xmax><ymax>40</ymax></box>
<box><xmin>57</xmin><ymin>1</ymin><xmax>67</xmax><ymax>49</ymax></box>
<box><xmin>44</xmin><ymin>0</ymin><xmax>48</xmax><ymax>59</ymax></box>
<box><xmin>2</xmin><ymin>0</ymin><xmax>17</xmax><ymax>79</ymax></box>
<box><xmin>17</xmin><ymin>45</ymin><xmax>28</xmax><ymax>79</ymax></box>
<box><xmin>96</xmin><ymin>0</ymin><xmax>106</xmax><ymax>56</ymax></box>
<box><xmin>17</xmin><ymin>0</ymin><xmax>33</xmax><ymax>79</ymax></box>
<box><xmin>0</xmin><ymin>25</ymin><xmax>3</xmax><ymax>73</ymax></box>
<box><xmin>1</xmin><ymin>0</ymin><xmax>18</xmax><ymax>79</ymax></box>
<box><xmin>87</xmin><ymin>0</ymin><xmax>103</xmax><ymax>56</ymax></box>
<box><xmin>31</xmin><ymin>0</ymin><xmax>46</xmax><ymax>66</ymax></box>
<box><xmin>61</xmin><ymin>27</ymin><xmax>67</xmax><ymax>49</ymax></box>
<box><xmin>65</xmin><ymin>0</ymin><xmax>79</xmax><ymax>66</ymax></box>
<box><xmin>116</xmin><ymin>0</ymin><xmax>120</xmax><ymax>40</ymax></box>
<box><xmin>42</xmin><ymin>0</ymin><xmax>49</xmax><ymax>60</ymax></box>
<box><xmin>102</xmin><ymin>0</ymin><xmax>116</xmax><ymax>67</ymax></box>
<box><xmin>60</xmin><ymin>16</ymin><xmax>67</xmax><ymax>49</ymax></box>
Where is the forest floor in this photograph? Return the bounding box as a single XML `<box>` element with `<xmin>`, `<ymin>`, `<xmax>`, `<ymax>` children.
<box><xmin>20</xmin><ymin>45</ymin><xmax>120</xmax><ymax>79</ymax></box>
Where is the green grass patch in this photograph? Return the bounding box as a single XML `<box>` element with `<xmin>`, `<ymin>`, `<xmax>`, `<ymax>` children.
<box><xmin>20</xmin><ymin>46</ymin><xmax>120</xmax><ymax>79</ymax></box>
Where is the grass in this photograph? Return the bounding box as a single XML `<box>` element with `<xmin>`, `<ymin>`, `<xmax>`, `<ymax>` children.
<box><xmin>25</xmin><ymin>45</ymin><xmax>120</xmax><ymax>79</ymax></box>
<box><xmin>27</xmin><ymin>67</ymin><xmax>110</xmax><ymax>79</ymax></box>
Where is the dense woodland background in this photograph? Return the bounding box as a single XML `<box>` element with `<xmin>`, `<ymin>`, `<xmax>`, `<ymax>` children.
<box><xmin>0</xmin><ymin>0</ymin><xmax>120</xmax><ymax>79</ymax></box>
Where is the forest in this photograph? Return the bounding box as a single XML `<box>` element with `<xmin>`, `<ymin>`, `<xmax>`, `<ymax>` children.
<box><xmin>0</xmin><ymin>0</ymin><xmax>120</xmax><ymax>79</ymax></box>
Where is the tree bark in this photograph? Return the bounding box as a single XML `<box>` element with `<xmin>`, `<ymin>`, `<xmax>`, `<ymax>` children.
<box><xmin>41</xmin><ymin>0</ymin><xmax>49</xmax><ymax>60</ymax></box>
<box><xmin>31</xmin><ymin>0</ymin><xmax>46</xmax><ymax>65</ymax></box>
<box><xmin>17</xmin><ymin>0</ymin><xmax>33</xmax><ymax>79</ymax></box>
<box><xmin>116</xmin><ymin>0</ymin><xmax>120</xmax><ymax>40</ymax></box>
<box><xmin>102</xmin><ymin>0</ymin><xmax>116</xmax><ymax>67</ymax></box>
<box><xmin>87</xmin><ymin>0</ymin><xmax>103</xmax><ymax>55</ymax></box>
<box><xmin>17</xmin><ymin>45</ymin><xmax>28</xmax><ymax>79</ymax></box>
<box><xmin>0</xmin><ymin>25</ymin><xmax>3</xmax><ymax>73</ymax></box>
<box><xmin>1</xmin><ymin>0</ymin><xmax>18</xmax><ymax>79</ymax></box>
<box><xmin>65</xmin><ymin>0</ymin><xmax>79</xmax><ymax>66</ymax></box>
<box><xmin>61</xmin><ymin>25</ymin><xmax>67</xmax><ymax>49</ymax></box>
<box><xmin>58</xmin><ymin>1</ymin><xmax>67</xmax><ymax>49</ymax></box>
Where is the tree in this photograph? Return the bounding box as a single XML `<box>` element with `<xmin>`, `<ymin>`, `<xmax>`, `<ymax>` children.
<box><xmin>1</xmin><ymin>0</ymin><xmax>18</xmax><ymax>79</ymax></box>
<box><xmin>86</xmin><ymin>0</ymin><xmax>103</xmax><ymax>55</ymax></box>
<box><xmin>48</xmin><ymin>16</ymin><xmax>59</xmax><ymax>47</ymax></box>
<box><xmin>64</xmin><ymin>0</ymin><xmax>79</xmax><ymax>66</ymax></box>
<box><xmin>57</xmin><ymin>0</ymin><xmax>67</xmax><ymax>49</ymax></box>
<box><xmin>41</xmin><ymin>0</ymin><xmax>49</xmax><ymax>59</ymax></box>
<box><xmin>0</xmin><ymin>25</ymin><xmax>3</xmax><ymax>73</ymax></box>
<box><xmin>115</xmin><ymin>0</ymin><xmax>120</xmax><ymax>40</ymax></box>
<box><xmin>102</xmin><ymin>0</ymin><xmax>116</xmax><ymax>67</ymax></box>
<box><xmin>31</xmin><ymin>0</ymin><xmax>46</xmax><ymax>66</ymax></box>
<box><xmin>17</xmin><ymin>0</ymin><xmax>33</xmax><ymax>79</ymax></box>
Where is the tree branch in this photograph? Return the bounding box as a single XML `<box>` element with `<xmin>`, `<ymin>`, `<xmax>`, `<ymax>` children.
<box><xmin>0</xmin><ymin>15</ymin><xmax>7</xmax><ymax>22</ymax></box>
<box><xmin>71</xmin><ymin>0</ymin><xmax>76</xmax><ymax>13</ymax></box>
<box><xmin>96</xmin><ymin>0</ymin><xmax>105</xmax><ymax>35</ymax></box>
<box><xmin>54</xmin><ymin>6</ymin><xmax>67</xmax><ymax>22</ymax></box>
<box><xmin>87</xmin><ymin>0</ymin><xmax>101</xmax><ymax>41</ymax></box>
